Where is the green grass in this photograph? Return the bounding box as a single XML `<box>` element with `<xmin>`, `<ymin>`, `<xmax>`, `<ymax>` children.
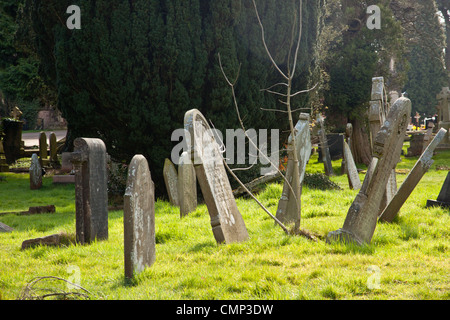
<box><xmin>0</xmin><ymin>148</ymin><xmax>449</xmax><ymax>300</ymax></box>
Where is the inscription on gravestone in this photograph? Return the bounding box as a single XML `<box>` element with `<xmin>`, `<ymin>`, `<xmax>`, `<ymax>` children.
<box><xmin>327</xmin><ymin>97</ymin><xmax>411</xmax><ymax>245</ymax></box>
<box><xmin>184</xmin><ymin>109</ymin><xmax>249</xmax><ymax>244</ymax></box>
<box><xmin>124</xmin><ymin>155</ymin><xmax>156</xmax><ymax>279</ymax></box>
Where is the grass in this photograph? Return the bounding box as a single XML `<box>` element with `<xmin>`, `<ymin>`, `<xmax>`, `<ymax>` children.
<box><xmin>0</xmin><ymin>147</ymin><xmax>449</xmax><ymax>300</ymax></box>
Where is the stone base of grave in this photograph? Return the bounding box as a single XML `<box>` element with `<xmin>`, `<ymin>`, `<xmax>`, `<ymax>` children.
<box><xmin>426</xmin><ymin>199</ymin><xmax>450</xmax><ymax>209</ymax></box>
<box><xmin>326</xmin><ymin>229</ymin><xmax>364</xmax><ymax>246</ymax></box>
<box><xmin>21</xmin><ymin>233</ymin><xmax>74</xmax><ymax>250</ymax></box>
<box><xmin>52</xmin><ymin>175</ymin><xmax>75</xmax><ymax>184</ymax></box>
<box><xmin>0</xmin><ymin>222</ymin><xmax>14</xmax><ymax>233</ymax></box>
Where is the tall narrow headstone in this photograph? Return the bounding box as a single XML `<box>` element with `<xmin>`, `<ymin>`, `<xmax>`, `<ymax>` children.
<box><xmin>317</xmin><ymin>115</ymin><xmax>333</xmax><ymax>176</ymax></box>
<box><xmin>426</xmin><ymin>171</ymin><xmax>450</xmax><ymax>209</ymax></box>
<box><xmin>380</xmin><ymin>128</ymin><xmax>447</xmax><ymax>222</ymax></box>
<box><xmin>69</xmin><ymin>138</ymin><xmax>108</xmax><ymax>244</ymax></box>
<box><xmin>276</xmin><ymin>113</ymin><xmax>311</xmax><ymax>227</ymax></box>
<box><xmin>124</xmin><ymin>155</ymin><xmax>156</xmax><ymax>279</ymax></box>
<box><xmin>184</xmin><ymin>109</ymin><xmax>249</xmax><ymax>244</ymax></box>
<box><xmin>38</xmin><ymin>132</ymin><xmax>48</xmax><ymax>165</ymax></box>
<box><xmin>327</xmin><ymin>97</ymin><xmax>411</xmax><ymax>245</ymax></box>
<box><xmin>163</xmin><ymin>158</ymin><xmax>179</xmax><ymax>207</ymax></box>
<box><xmin>49</xmin><ymin>132</ymin><xmax>59</xmax><ymax>166</ymax></box>
<box><xmin>178</xmin><ymin>151</ymin><xmax>197</xmax><ymax>217</ymax></box>
<box><xmin>29</xmin><ymin>153</ymin><xmax>42</xmax><ymax>190</ymax></box>
<box><xmin>0</xmin><ymin>139</ymin><xmax>8</xmax><ymax>172</ymax></box>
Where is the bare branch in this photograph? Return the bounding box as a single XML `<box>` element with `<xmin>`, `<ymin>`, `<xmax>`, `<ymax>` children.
<box><xmin>290</xmin><ymin>0</ymin><xmax>303</xmax><ymax>80</ymax></box>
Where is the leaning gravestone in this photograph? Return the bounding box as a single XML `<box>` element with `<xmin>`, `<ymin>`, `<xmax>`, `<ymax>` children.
<box><xmin>0</xmin><ymin>222</ymin><xmax>13</xmax><ymax>233</ymax></box>
<box><xmin>29</xmin><ymin>153</ymin><xmax>42</xmax><ymax>190</ymax></box>
<box><xmin>124</xmin><ymin>155</ymin><xmax>156</xmax><ymax>279</ymax></box>
<box><xmin>380</xmin><ymin>128</ymin><xmax>447</xmax><ymax>222</ymax></box>
<box><xmin>163</xmin><ymin>158</ymin><xmax>180</xmax><ymax>207</ymax></box>
<box><xmin>69</xmin><ymin>138</ymin><xmax>108</xmax><ymax>244</ymax></box>
<box><xmin>327</xmin><ymin>97</ymin><xmax>411</xmax><ymax>245</ymax></box>
<box><xmin>178</xmin><ymin>151</ymin><xmax>197</xmax><ymax>217</ymax></box>
<box><xmin>276</xmin><ymin>113</ymin><xmax>311</xmax><ymax>228</ymax></box>
<box><xmin>426</xmin><ymin>171</ymin><xmax>450</xmax><ymax>209</ymax></box>
<box><xmin>343</xmin><ymin>123</ymin><xmax>361</xmax><ymax>190</ymax></box>
<box><xmin>184</xmin><ymin>109</ymin><xmax>249</xmax><ymax>244</ymax></box>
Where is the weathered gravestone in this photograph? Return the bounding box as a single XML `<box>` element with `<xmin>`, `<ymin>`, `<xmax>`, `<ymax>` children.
<box><xmin>406</xmin><ymin>132</ymin><xmax>425</xmax><ymax>157</ymax></box>
<box><xmin>29</xmin><ymin>153</ymin><xmax>42</xmax><ymax>190</ymax></box>
<box><xmin>38</xmin><ymin>132</ymin><xmax>48</xmax><ymax>165</ymax></box>
<box><xmin>124</xmin><ymin>155</ymin><xmax>156</xmax><ymax>279</ymax></box>
<box><xmin>184</xmin><ymin>109</ymin><xmax>249</xmax><ymax>244</ymax></box>
<box><xmin>343</xmin><ymin>123</ymin><xmax>361</xmax><ymax>190</ymax></box>
<box><xmin>163</xmin><ymin>158</ymin><xmax>179</xmax><ymax>207</ymax></box>
<box><xmin>426</xmin><ymin>171</ymin><xmax>450</xmax><ymax>209</ymax></box>
<box><xmin>178</xmin><ymin>151</ymin><xmax>197</xmax><ymax>217</ymax></box>
<box><xmin>380</xmin><ymin>128</ymin><xmax>448</xmax><ymax>222</ymax></box>
<box><xmin>276</xmin><ymin>113</ymin><xmax>311</xmax><ymax>228</ymax></box>
<box><xmin>69</xmin><ymin>138</ymin><xmax>108</xmax><ymax>244</ymax></box>
<box><xmin>49</xmin><ymin>132</ymin><xmax>59</xmax><ymax>166</ymax></box>
<box><xmin>436</xmin><ymin>87</ymin><xmax>450</xmax><ymax>150</ymax></box>
<box><xmin>0</xmin><ymin>139</ymin><xmax>9</xmax><ymax>172</ymax></box>
<box><xmin>0</xmin><ymin>222</ymin><xmax>13</xmax><ymax>233</ymax></box>
<box><xmin>326</xmin><ymin>97</ymin><xmax>411</xmax><ymax>245</ymax></box>
<box><xmin>317</xmin><ymin>115</ymin><xmax>333</xmax><ymax>176</ymax></box>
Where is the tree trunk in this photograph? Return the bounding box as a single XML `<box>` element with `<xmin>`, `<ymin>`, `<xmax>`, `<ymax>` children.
<box><xmin>351</xmin><ymin>119</ymin><xmax>372</xmax><ymax>166</ymax></box>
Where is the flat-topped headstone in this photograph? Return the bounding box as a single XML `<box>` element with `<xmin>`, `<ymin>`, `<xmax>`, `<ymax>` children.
<box><xmin>327</xmin><ymin>97</ymin><xmax>411</xmax><ymax>245</ymax></box>
<box><xmin>184</xmin><ymin>109</ymin><xmax>249</xmax><ymax>244</ymax></box>
<box><xmin>380</xmin><ymin>128</ymin><xmax>448</xmax><ymax>222</ymax></box>
<box><xmin>49</xmin><ymin>132</ymin><xmax>59</xmax><ymax>166</ymax></box>
<box><xmin>69</xmin><ymin>138</ymin><xmax>108</xmax><ymax>244</ymax></box>
<box><xmin>178</xmin><ymin>151</ymin><xmax>197</xmax><ymax>217</ymax></box>
<box><xmin>124</xmin><ymin>155</ymin><xmax>156</xmax><ymax>279</ymax></box>
<box><xmin>29</xmin><ymin>153</ymin><xmax>42</xmax><ymax>190</ymax></box>
<box><xmin>427</xmin><ymin>171</ymin><xmax>450</xmax><ymax>209</ymax></box>
<box><xmin>163</xmin><ymin>158</ymin><xmax>179</xmax><ymax>207</ymax></box>
<box><xmin>276</xmin><ymin>113</ymin><xmax>311</xmax><ymax>227</ymax></box>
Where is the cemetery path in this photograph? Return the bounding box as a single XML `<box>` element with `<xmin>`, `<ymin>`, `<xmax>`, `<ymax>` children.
<box><xmin>22</xmin><ymin>130</ymin><xmax>67</xmax><ymax>147</ymax></box>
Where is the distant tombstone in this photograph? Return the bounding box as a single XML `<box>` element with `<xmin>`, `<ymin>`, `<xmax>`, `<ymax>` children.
<box><xmin>426</xmin><ymin>171</ymin><xmax>450</xmax><ymax>209</ymax></box>
<box><xmin>317</xmin><ymin>115</ymin><xmax>333</xmax><ymax>176</ymax></box>
<box><xmin>436</xmin><ymin>87</ymin><xmax>450</xmax><ymax>150</ymax></box>
<box><xmin>178</xmin><ymin>151</ymin><xmax>197</xmax><ymax>217</ymax></box>
<box><xmin>276</xmin><ymin>113</ymin><xmax>311</xmax><ymax>227</ymax></box>
<box><xmin>184</xmin><ymin>109</ymin><xmax>249</xmax><ymax>244</ymax></box>
<box><xmin>38</xmin><ymin>132</ymin><xmax>48</xmax><ymax>163</ymax></box>
<box><xmin>29</xmin><ymin>153</ymin><xmax>42</xmax><ymax>190</ymax></box>
<box><xmin>0</xmin><ymin>139</ymin><xmax>8</xmax><ymax>172</ymax></box>
<box><xmin>422</xmin><ymin>122</ymin><xmax>435</xmax><ymax>153</ymax></box>
<box><xmin>163</xmin><ymin>158</ymin><xmax>179</xmax><ymax>207</ymax></box>
<box><xmin>69</xmin><ymin>138</ymin><xmax>108</xmax><ymax>244</ymax></box>
<box><xmin>124</xmin><ymin>155</ymin><xmax>156</xmax><ymax>279</ymax></box>
<box><xmin>380</xmin><ymin>128</ymin><xmax>448</xmax><ymax>222</ymax></box>
<box><xmin>406</xmin><ymin>133</ymin><xmax>425</xmax><ymax>157</ymax></box>
<box><xmin>49</xmin><ymin>132</ymin><xmax>59</xmax><ymax>166</ymax></box>
<box><xmin>327</xmin><ymin>97</ymin><xmax>411</xmax><ymax>245</ymax></box>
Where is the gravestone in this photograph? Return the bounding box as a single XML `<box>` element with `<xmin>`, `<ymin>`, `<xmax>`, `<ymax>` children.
<box><xmin>124</xmin><ymin>155</ymin><xmax>156</xmax><ymax>279</ymax></box>
<box><xmin>184</xmin><ymin>109</ymin><xmax>249</xmax><ymax>244</ymax></box>
<box><xmin>343</xmin><ymin>123</ymin><xmax>361</xmax><ymax>190</ymax></box>
<box><xmin>0</xmin><ymin>139</ymin><xmax>8</xmax><ymax>172</ymax></box>
<box><xmin>49</xmin><ymin>132</ymin><xmax>59</xmax><ymax>166</ymax></box>
<box><xmin>29</xmin><ymin>153</ymin><xmax>42</xmax><ymax>190</ymax></box>
<box><xmin>178</xmin><ymin>151</ymin><xmax>197</xmax><ymax>217</ymax></box>
<box><xmin>38</xmin><ymin>132</ymin><xmax>48</xmax><ymax>165</ymax></box>
<box><xmin>317</xmin><ymin>115</ymin><xmax>333</xmax><ymax>176</ymax></box>
<box><xmin>380</xmin><ymin>128</ymin><xmax>448</xmax><ymax>222</ymax></box>
<box><xmin>327</xmin><ymin>97</ymin><xmax>411</xmax><ymax>245</ymax></box>
<box><xmin>69</xmin><ymin>138</ymin><xmax>108</xmax><ymax>244</ymax></box>
<box><xmin>426</xmin><ymin>171</ymin><xmax>450</xmax><ymax>209</ymax></box>
<box><xmin>406</xmin><ymin>132</ymin><xmax>425</xmax><ymax>157</ymax></box>
<box><xmin>0</xmin><ymin>222</ymin><xmax>13</xmax><ymax>233</ymax></box>
<box><xmin>436</xmin><ymin>87</ymin><xmax>450</xmax><ymax>150</ymax></box>
<box><xmin>276</xmin><ymin>113</ymin><xmax>311</xmax><ymax>227</ymax></box>
<box><xmin>422</xmin><ymin>122</ymin><xmax>435</xmax><ymax>153</ymax></box>
<box><xmin>163</xmin><ymin>158</ymin><xmax>179</xmax><ymax>207</ymax></box>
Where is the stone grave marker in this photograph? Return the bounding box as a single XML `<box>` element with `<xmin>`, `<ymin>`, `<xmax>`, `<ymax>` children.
<box><xmin>69</xmin><ymin>138</ymin><xmax>108</xmax><ymax>244</ymax></box>
<box><xmin>343</xmin><ymin>123</ymin><xmax>361</xmax><ymax>190</ymax></box>
<box><xmin>163</xmin><ymin>158</ymin><xmax>180</xmax><ymax>207</ymax></box>
<box><xmin>380</xmin><ymin>128</ymin><xmax>447</xmax><ymax>222</ymax></box>
<box><xmin>178</xmin><ymin>151</ymin><xmax>197</xmax><ymax>217</ymax></box>
<box><xmin>426</xmin><ymin>171</ymin><xmax>450</xmax><ymax>209</ymax></box>
<box><xmin>0</xmin><ymin>222</ymin><xmax>13</xmax><ymax>233</ymax></box>
<box><xmin>184</xmin><ymin>109</ymin><xmax>249</xmax><ymax>244</ymax></box>
<box><xmin>406</xmin><ymin>132</ymin><xmax>425</xmax><ymax>157</ymax></box>
<box><xmin>124</xmin><ymin>155</ymin><xmax>156</xmax><ymax>279</ymax></box>
<box><xmin>422</xmin><ymin>122</ymin><xmax>435</xmax><ymax>153</ymax></box>
<box><xmin>436</xmin><ymin>87</ymin><xmax>450</xmax><ymax>149</ymax></box>
<box><xmin>327</xmin><ymin>97</ymin><xmax>411</xmax><ymax>245</ymax></box>
<box><xmin>276</xmin><ymin>113</ymin><xmax>311</xmax><ymax>227</ymax></box>
<box><xmin>29</xmin><ymin>153</ymin><xmax>42</xmax><ymax>190</ymax></box>
<box><xmin>38</xmin><ymin>132</ymin><xmax>48</xmax><ymax>165</ymax></box>
<box><xmin>317</xmin><ymin>115</ymin><xmax>333</xmax><ymax>176</ymax></box>
<box><xmin>49</xmin><ymin>132</ymin><xmax>59</xmax><ymax>166</ymax></box>
<box><xmin>0</xmin><ymin>139</ymin><xmax>8</xmax><ymax>172</ymax></box>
